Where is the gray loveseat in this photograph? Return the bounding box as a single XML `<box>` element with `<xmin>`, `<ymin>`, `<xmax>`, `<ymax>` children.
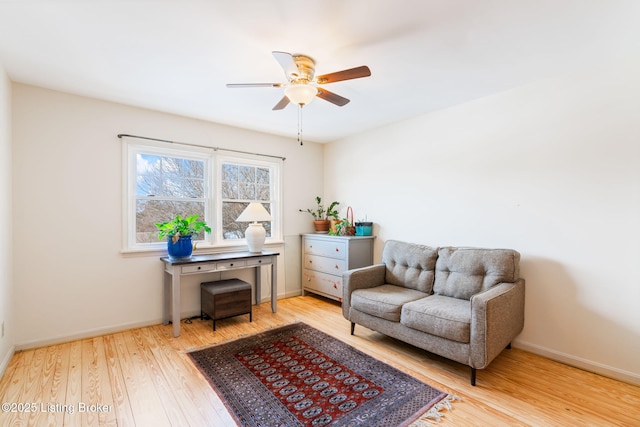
<box><xmin>342</xmin><ymin>240</ymin><xmax>525</xmax><ymax>385</ymax></box>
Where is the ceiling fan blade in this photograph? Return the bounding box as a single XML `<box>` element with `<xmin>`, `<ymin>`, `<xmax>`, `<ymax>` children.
<box><xmin>316</xmin><ymin>88</ymin><xmax>350</xmax><ymax>106</ymax></box>
<box><xmin>272</xmin><ymin>96</ymin><xmax>290</xmax><ymax>110</ymax></box>
<box><xmin>316</xmin><ymin>66</ymin><xmax>371</xmax><ymax>84</ymax></box>
<box><xmin>272</xmin><ymin>51</ymin><xmax>298</xmax><ymax>80</ymax></box>
<box><xmin>226</xmin><ymin>83</ymin><xmax>283</xmax><ymax>88</ymax></box>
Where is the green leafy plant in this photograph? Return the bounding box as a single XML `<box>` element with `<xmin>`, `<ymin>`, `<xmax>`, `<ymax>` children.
<box><xmin>299</xmin><ymin>196</ymin><xmax>340</xmax><ymax>220</ymax></box>
<box><xmin>329</xmin><ymin>216</ymin><xmax>355</xmax><ymax>236</ymax></box>
<box><xmin>155</xmin><ymin>214</ymin><xmax>211</xmax><ymax>243</ymax></box>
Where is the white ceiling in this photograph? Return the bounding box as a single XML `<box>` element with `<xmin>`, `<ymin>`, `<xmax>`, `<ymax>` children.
<box><xmin>1</xmin><ymin>0</ymin><xmax>638</xmax><ymax>143</ymax></box>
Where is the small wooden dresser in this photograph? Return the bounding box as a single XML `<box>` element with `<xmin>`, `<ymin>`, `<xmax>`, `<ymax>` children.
<box><xmin>301</xmin><ymin>234</ymin><xmax>375</xmax><ymax>302</ymax></box>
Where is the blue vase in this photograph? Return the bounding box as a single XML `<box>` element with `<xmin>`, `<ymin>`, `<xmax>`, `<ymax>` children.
<box><xmin>167</xmin><ymin>235</ymin><xmax>193</xmax><ymax>258</ymax></box>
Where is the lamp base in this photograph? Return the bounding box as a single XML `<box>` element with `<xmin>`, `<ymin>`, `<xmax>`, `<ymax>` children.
<box><xmin>245</xmin><ymin>222</ymin><xmax>266</xmax><ymax>253</ymax></box>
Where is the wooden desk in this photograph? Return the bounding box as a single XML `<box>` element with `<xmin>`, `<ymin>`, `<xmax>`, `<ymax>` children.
<box><xmin>161</xmin><ymin>251</ymin><xmax>279</xmax><ymax>337</ymax></box>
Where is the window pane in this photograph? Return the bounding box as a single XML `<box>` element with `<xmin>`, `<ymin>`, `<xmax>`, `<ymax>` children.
<box><xmin>239</xmin><ymin>165</ymin><xmax>255</xmax><ymax>183</ymax></box>
<box><xmin>222</xmin><ymin>163</ymin><xmax>238</xmax><ymax>182</ymax></box>
<box><xmin>221</xmin><ymin>181</ymin><xmax>238</xmax><ymax>199</ymax></box>
<box><xmin>239</xmin><ymin>183</ymin><xmax>256</xmax><ymax>200</ymax></box>
<box><xmin>136</xmin><ymin>154</ymin><xmax>205</xmax><ymax>198</ymax></box>
<box><xmin>162</xmin><ymin>178</ymin><xmax>204</xmax><ymax>198</ymax></box>
<box><xmin>136</xmin><ymin>199</ymin><xmax>206</xmax><ymax>243</ymax></box>
<box><xmin>256</xmin><ymin>167</ymin><xmax>270</xmax><ymax>184</ymax></box>
<box><xmin>223</xmin><ymin>202</ymin><xmax>271</xmax><ymax>240</ymax></box>
<box><xmin>256</xmin><ymin>184</ymin><xmax>270</xmax><ymax>201</ymax></box>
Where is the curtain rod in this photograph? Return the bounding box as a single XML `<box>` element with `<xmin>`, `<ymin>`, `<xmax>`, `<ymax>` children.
<box><xmin>117</xmin><ymin>133</ymin><xmax>286</xmax><ymax>161</ymax></box>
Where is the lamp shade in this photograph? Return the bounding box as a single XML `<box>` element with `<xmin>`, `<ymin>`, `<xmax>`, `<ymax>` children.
<box><xmin>236</xmin><ymin>202</ymin><xmax>272</xmax><ymax>222</ymax></box>
<box><xmin>284</xmin><ymin>83</ymin><xmax>318</xmax><ymax>105</ymax></box>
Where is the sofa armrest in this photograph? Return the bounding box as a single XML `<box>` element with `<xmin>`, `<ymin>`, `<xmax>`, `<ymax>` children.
<box><xmin>342</xmin><ymin>264</ymin><xmax>386</xmax><ymax>319</ymax></box>
<box><xmin>469</xmin><ymin>278</ymin><xmax>525</xmax><ymax>369</ymax></box>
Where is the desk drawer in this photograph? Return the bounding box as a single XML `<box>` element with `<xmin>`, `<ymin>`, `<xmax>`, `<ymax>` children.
<box><xmin>246</xmin><ymin>256</ymin><xmax>271</xmax><ymax>266</ymax></box>
<box><xmin>182</xmin><ymin>263</ymin><xmax>217</xmax><ymax>274</ymax></box>
<box><xmin>216</xmin><ymin>260</ymin><xmax>246</xmax><ymax>270</ymax></box>
<box><xmin>304</xmin><ymin>239</ymin><xmax>347</xmax><ymax>259</ymax></box>
<box><xmin>304</xmin><ymin>254</ymin><xmax>346</xmax><ymax>275</ymax></box>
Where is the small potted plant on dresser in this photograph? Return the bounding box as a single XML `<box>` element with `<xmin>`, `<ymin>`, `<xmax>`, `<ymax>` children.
<box><xmin>299</xmin><ymin>196</ymin><xmax>339</xmax><ymax>233</ymax></box>
<box><xmin>155</xmin><ymin>214</ymin><xmax>211</xmax><ymax>258</ymax></box>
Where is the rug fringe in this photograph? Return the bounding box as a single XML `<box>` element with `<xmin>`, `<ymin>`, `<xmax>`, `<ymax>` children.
<box><xmin>410</xmin><ymin>394</ymin><xmax>460</xmax><ymax>425</ymax></box>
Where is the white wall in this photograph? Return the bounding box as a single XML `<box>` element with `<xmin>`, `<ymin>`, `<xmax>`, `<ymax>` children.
<box><xmin>0</xmin><ymin>65</ymin><xmax>13</xmax><ymax>375</ymax></box>
<box><xmin>11</xmin><ymin>84</ymin><xmax>323</xmax><ymax>348</ymax></box>
<box><xmin>324</xmin><ymin>58</ymin><xmax>640</xmax><ymax>384</ymax></box>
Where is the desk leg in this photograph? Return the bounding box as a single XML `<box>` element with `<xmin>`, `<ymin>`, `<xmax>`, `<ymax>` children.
<box><xmin>254</xmin><ymin>266</ymin><xmax>261</xmax><ymax>305</ymax></box>
<box><xmin>163</xmin><ymin>270</ymin><xmax>171</xmax><ymax>325</ymax></box>
<box><xmin>172</xmin><ymin>272</ymin><xmax>181</xmax><ymax>338</ymax></box>
<box><xmin>271</xmin><ymin>257</ymin><xmax>277</xmax><ymax>313</ymax></box>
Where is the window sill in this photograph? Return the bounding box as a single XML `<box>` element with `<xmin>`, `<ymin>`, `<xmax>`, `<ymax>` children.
<box><xmin>120</xmin><ymin>240</ymin><xmax>285</xmax><ymax>257</ymax></box>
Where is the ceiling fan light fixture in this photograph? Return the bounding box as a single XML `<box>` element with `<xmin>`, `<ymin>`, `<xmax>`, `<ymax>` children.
<box><xmin>284</xmin><ymin>83</ymin><xmax>318</xmax><ymax>106</ymax></box>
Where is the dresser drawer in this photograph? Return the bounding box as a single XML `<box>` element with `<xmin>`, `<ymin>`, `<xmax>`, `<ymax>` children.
<box><xmin>302</xmin><ymin>270</ymin><xmax>342</xmax><ymax>300</ymax></box>
<box><xmin>304</xmin><ymin>239</ymin><xmax>347</xmax><ymax>259</ymax></box>
<box><xmin>303</xmin><ymin>254</ymin><xmax>346</xmax><ymax>275</ymax></box>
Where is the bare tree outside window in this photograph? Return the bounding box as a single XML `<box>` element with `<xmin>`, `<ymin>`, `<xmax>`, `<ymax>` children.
<box><xmin>135</xmin><ymin>154</ymin><xmax>207</xmax><ymax>243</ymax></box>
<box><xmin>222</xmin><ymin>163</ymin><xmax>272</xmax><ymax>239</ymax></box>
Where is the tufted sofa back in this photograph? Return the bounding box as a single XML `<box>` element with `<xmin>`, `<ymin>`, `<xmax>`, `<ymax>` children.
<box><xmin>382</xmin><ymin>240</ymin><xmax>438</xmax><ymax>293</ymax></box>
<box><xmin>434</xmin><ymin>247</ymin><xmax>521</xmax><ymax>300</ymax></box>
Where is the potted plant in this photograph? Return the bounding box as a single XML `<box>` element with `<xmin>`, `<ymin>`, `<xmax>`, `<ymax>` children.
<box><xmin>155</xmin><ymin>214</ymin><xmax>211</xmax><ymax>258</ymax></box>
<box><xmin>330</xmin><ymin>216</ymin><xmax>356</xmax><ymax>236</ymax></box>
<box><xmin>299</xmin><ymin>196</ymin><xmax>339</xmax><ymax>233</ymax></box>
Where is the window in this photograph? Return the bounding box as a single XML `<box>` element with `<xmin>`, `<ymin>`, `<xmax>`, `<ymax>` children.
<box><xmin>220</xmin><ymin>160</ymin><xmax>273</xmax><ymax>240</ymax></box>
<box><xmin>123</xmin><ymin>140</ymin><xmax>281</xmax><ymax>251</ymax></box>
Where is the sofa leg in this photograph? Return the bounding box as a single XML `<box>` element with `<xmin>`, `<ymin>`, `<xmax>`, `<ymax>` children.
<box><xmin>470</xmin><ymin>367</ymin><xmax>476</xmax><ymax>386</ymax></box>
<box><xmin>350</xmin><ymin>322</ymin><xmax>355</xmax><ymax>335</ymax></box>
<box><xmin>506</xmin><ymin>342</ymin><xmax>512</xmax><ymax>349</ymax></box>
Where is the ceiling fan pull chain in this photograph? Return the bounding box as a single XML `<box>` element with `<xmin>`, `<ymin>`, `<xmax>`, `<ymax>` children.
<box><xmin>298</xmin><ymin>104</ymin><xmax>303</xmax><ymax>146</ymax></box>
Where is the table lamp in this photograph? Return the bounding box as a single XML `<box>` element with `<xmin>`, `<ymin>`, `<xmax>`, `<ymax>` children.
<box><xmin>236</xmin><ymin>202</ymin><xmax>272</xmax><ymax>252</ymax></box>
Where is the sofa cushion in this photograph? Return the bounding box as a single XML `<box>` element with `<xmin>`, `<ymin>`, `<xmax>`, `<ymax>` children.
<box><xmin>382</xmin><ymin>240</ymin><xmax>438</xmax><ymax>293</ymax></box>
<box><xmin>351</xmin><ymin>284</ymin><xmax>427</xmax><ymax>322</ymax></box>
<box><xmin>433</xmin><ymin>247</ymin><xmax>521</xmax><ymax>300</ymax></box>
<box><xmin>401</xmin><ymin>295</ymin><xmax>471</xmax><ymax>343</ymax></box>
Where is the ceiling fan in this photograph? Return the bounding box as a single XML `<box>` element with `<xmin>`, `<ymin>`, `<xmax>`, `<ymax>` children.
<box><xmin>226</xmin><ymin>51</ymin><xmax>371</xmax><ymax>110</ymax></box>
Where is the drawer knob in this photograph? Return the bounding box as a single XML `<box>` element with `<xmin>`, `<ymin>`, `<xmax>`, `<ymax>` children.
<box><xmin>333</xmin><ymin>283</ymin><xmax>338</xmax><ymax>289</ymax></box>
<box><xmin>335</xmin><ymin>264</ymin><xmax>339</xmax><ymax>269</ymax></box>
<box><xmin>335</xmin><ymin>248</ymin><xmax>339</xmax><ymax>252</ymax></box>
<box><xmin>258</xmin><ymin>260</ymin><xmax>262</xmax><ymax>263</ymax></box>
<box><xmin>197</xmin><ymin>266</ymin><xmax>201</xmax><ymax>270</ymax></box>
<box><xmin>230</xmin><ymin>263</ymin><xmax>234</xmax><ymax>267</ymax></box>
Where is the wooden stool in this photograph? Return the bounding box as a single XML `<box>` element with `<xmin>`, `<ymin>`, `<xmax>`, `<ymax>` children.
<box><xmin>200</xmin><ymin>279</ymin><xmax>252</xmax><ymax>331</ymax></box>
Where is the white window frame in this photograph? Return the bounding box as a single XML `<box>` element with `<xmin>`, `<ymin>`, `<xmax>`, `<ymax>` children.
<box><xmin>215</xmin><ymin>153</ymin><xmax>282</xmax><ymax>247</ymax></box>
<box><xmin>122</xmin><ymin>139</ymin><xmax>282</xmax><ymax>252</ymax></box>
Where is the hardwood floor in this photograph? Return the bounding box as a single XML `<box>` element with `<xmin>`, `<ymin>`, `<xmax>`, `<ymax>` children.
<box><xmin>1</xmin><ymin>295</ymin><xmax>639</xmax><ymax>426</ymax></box>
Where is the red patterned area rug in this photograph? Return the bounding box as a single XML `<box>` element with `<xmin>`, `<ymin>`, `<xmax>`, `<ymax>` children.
<box><xmin>188</xmin><ymin>322</ymin><xmax>456</xmax><ymax>426</ymax></box>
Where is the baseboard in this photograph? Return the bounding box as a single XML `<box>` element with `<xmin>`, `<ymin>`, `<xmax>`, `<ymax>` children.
<box><xmin>514</xmin><ymin>339</ymin><xmax>640</xmax><ymax>386</ymax></box>
<box><xmin>257</xmin><ymin>291</ymin><xmax>301</xmax><ymax>304</ymax></box>
<box><xmin>0</xmin><ymin>345</ymin><xmax>16</xmax><ymax>379</ymax></box>
<box><xmin>15</xmin><ymin>319</ymin><xmax>162</xmax><ymax>351</ymax></box>
<box><xmin>283</xmin><ymin>290</ymin><xmax>303</xmax><ymax>299</ymax></box>
<box><xmin>15</xmin><ymin>295</ymin><xmax>298</xmax><ymax>350</ymax></box>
